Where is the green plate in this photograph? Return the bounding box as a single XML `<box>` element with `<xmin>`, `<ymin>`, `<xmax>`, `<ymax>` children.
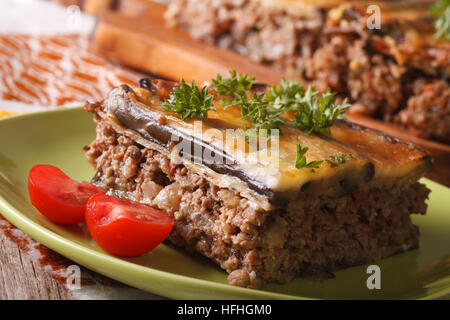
<box><xmin>0</xmin><ymin>107</ymin><xmax>449</xmax><ymax>300</ymax></box>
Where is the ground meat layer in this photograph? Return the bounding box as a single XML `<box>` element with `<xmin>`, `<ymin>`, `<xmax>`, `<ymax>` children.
<box><xmin>166</xmin><ymin>0</ymin><xmax>450</xmax><ymax>143</ymax></box>
<box><xmin>85</xmin><ymin>120</ymin><xmax>430</xmax><ymax>288</ymax></box>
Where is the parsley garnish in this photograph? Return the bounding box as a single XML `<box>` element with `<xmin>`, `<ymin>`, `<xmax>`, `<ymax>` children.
<box><xmin>212</xmin><ymin>69</ymin><xmax>255</xmax><ymax>97</ymax></box>
<box><xmin>162</xmin><ymin>79</ymin><xmax>215</xmax><ymax>120</ymax></box>
<box><xmin>266</xmin><ymin>79</ymin><xmax>306</xmax><ymax>111</ymax></box>
<box><xmin>213</xmin><ymin>70</ymin><xmax>284</xmax><ymax>132</ymax></box>
<box><xmin>326</xmin><ymin>154</ymin><xmax>355</xmax><ymax>167</ymax></box>
<box><xmin>212</xmin><ymin>72</ymin><xmax>350</xmax><ymax>136</ymax></box>
<box><xmin>291</xmin><ymin>86</ymin><xmax>351</xmax><ymax>136</ymax></box>
<box><xmin>235</xmin><ymin>92</ymin><xmax>286</xmax><ymax>131</ymax></box>
<box><xmin>295</xmin><ymin>144</ymin><xmax>324</xmax><ymax>169</ymax></box>
<box><xmin>430</xmin><ymin>0</ymin><xmax>450</xmax><ymax>40</ymax></box>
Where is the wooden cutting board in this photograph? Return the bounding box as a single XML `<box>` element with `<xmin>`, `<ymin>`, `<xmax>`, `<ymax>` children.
<box><xmin>91</xmin><ymin>1</ymin><xmax>450</xmax><ymax>187</ymax></box>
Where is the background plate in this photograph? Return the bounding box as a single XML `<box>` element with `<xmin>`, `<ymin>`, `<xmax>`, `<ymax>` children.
<box><xmin>0</xmin><ymin>107</ymin><xmax>449</xmax><ymax>299</ymax></box>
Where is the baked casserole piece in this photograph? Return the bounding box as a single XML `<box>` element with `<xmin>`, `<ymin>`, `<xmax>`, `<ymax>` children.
<box><xmin>84</xmin><ymin>78</ymin><xmax>432</xmax><ymax>288</ymax></box>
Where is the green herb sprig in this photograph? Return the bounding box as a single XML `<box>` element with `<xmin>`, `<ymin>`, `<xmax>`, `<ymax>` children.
<box><xmin>291</xmin><ymin>86</ymin><xmax>351</xmax><ymax>136</ymax></box>
<box><xmin>212</xmin><ymin>69</ymin><xmax>255</xmax><ymax>98</ymax></box>
<box><xmin>326</xmin><ymin>153</ymin><xmax>355</xmax><ymax>167</ymax></box>
<box><xmin>235</xmin><ymin>92</ymin><xmax>286</xmax><ymax>131</ymax></box>
<box><xmin>213</xmin><ymin>70</ymin><xmax>285</xmax><ymax>132</ymax></box>
<box><xmin>430</xmin><ymin>0</ymin><xmax>450</xmax><ymax>40</ymax></box>
<box><xmin>266</xmin><ymin>79</ymin><xmax>306</xmax><ymax>111</ymax></box>
<box><xmin>295</xmin><ymin>144</ymin><xmax>324</xmax><ymax>169</ymax></box>
<box><xmin>162</xmin><ymin>79</ymin><xmax>215</xmax><ymax>120</ymax></box>
<box><xmin>212</xmin><ymin>71</ymin><xmax>350</xmax><ymax>136</ymax></box>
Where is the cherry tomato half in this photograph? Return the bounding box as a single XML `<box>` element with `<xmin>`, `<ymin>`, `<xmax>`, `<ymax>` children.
<box><xmin>85</xmin><ymin>193</ymin><xmax>174</xmax><ymax>257</ymax></box>
<box><xmin>28</xmin><ymin>164</ymin><xmax>104</xmax><ymax>224</ymax></box>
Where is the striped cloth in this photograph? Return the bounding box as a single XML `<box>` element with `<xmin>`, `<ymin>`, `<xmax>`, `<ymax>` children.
<box><xmin>0</xmin><ymin>0</ymin><xmax>142</xmax><ymax>118</ymax></box>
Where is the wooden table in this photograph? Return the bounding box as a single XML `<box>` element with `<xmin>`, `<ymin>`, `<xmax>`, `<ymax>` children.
<box><xmin>0</xmin><ymin>215</ymin><xmax>162</xmax><ymax>300</ymax></box>
<box><xmin>0</xmin><ymin>218</ymin><xmax>72</xmax><ymax>299</ymax></box>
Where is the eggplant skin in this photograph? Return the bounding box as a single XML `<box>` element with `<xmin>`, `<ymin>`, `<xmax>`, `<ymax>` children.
<box><xmin>86</xmin><ymin>80</ymin><xmax>432</xmax><ymax>203</ymax></box>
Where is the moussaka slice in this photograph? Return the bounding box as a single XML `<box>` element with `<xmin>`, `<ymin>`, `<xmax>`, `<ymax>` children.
<box><xmin>84</xmin><ymin>78</ymin><xmax>432</xmax><ymax>288</ymax></box>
